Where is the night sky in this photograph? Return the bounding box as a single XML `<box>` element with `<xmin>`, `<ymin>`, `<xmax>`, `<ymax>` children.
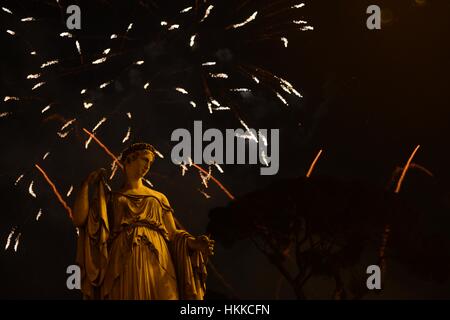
<box><xmin>1</xmin><ymin>0</ymin><xmax>450</xmax><ymax>299</ymax></box>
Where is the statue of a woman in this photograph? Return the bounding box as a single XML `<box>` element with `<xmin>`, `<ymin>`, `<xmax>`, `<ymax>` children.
<box><xmin>72</xmin><ymin>143</ymin><xmax>215</xmax><ymax>300</ymax></box>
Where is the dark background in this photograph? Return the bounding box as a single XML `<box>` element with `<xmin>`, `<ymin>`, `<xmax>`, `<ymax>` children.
<box><xmin>1</xmin><ymin>0</ymin><xmax>450</xmax><ymax>299</ymax></box>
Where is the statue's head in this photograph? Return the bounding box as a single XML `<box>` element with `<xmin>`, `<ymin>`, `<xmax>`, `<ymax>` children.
<box><xmin>119</xmin><ymin>143</ymin><xmax>156</xmax><ymax>179</ymax></box>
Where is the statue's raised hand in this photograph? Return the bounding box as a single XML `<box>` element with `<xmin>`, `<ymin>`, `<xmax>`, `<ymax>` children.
<box><xmin>84</xmin><ymin>168</ymin><xmax>106</xmax><ymax>185</ymax></box>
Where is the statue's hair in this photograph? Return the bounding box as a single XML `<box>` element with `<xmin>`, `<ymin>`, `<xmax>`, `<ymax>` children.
<box><xmin>119</xmin><ymin>143</ymin><xmax>156</xmax><ymax>164</ymax></box>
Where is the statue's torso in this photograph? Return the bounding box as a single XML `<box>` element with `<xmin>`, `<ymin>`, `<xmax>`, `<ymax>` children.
<box><xmin>109</xmin><ymin>191</ymin><xmax>170</xmax><ymax>241</ymax></box>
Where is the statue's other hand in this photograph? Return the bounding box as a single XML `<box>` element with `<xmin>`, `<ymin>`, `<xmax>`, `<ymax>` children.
<box><xmin>195</xmin><ymin>235</ymin><xmax>215</xmax><ymax>256</ymax></box>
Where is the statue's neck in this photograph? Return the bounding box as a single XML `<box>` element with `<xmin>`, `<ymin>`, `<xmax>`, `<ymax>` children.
<box><xmin>123</xmin><ymin>177</ymin><xmax>143</xmax><ymax>190</ymax></box>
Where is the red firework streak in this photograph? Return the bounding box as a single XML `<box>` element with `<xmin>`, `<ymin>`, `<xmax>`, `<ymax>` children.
<box><xmin>35</xmin><ymin>164</ymin><xmax>73</xmax><ymax>219</ymax></box>
<box><xmin>380</xmin><ymin>145</ymin><xmax>421</xmax><ymax>274</ymax></box>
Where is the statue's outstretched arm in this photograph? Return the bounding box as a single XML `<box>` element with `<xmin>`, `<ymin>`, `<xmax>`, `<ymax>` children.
<box><xmin>161</xmin><ymin>198</ymin><xmax>214</xmax><ymax>256</ymax></box>
<box><xmin>164</xmin><ymin>204</ymin><xmax>211</xmax><ymax>300</ymax></box>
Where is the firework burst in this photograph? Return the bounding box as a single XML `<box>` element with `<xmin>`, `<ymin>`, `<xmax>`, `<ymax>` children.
<box><xmin>0</xmin><ymin>0</ymin><xmax>311</xmax><ymax>253</ymax></box>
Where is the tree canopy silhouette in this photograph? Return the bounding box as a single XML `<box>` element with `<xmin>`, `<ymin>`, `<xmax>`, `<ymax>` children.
<box><xmin>207</xmin><ymin>174</ymin><xmax>450</xmax><ymax>299</ymax></box>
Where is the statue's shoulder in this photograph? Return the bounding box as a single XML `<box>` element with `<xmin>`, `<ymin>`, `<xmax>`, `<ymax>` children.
<box><xmin>145</xmin><ymin>187</ymin><xmax>170</xmax><ymax>204</ymax></box>
<box><xmin>144</xmin><ymin>187</ymin><xmax>173</xmax><ymax>211</ymax></box>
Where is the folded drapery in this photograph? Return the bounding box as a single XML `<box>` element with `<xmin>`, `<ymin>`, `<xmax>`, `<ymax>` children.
<box><xmin>75</xmin><ymin>179</ymin><xmax>208</xmax><ymax>300</ymax></box>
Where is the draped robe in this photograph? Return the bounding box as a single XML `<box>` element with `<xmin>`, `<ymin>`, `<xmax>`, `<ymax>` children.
<box><xmin>75</xmin><ymin>180</ymin><xmax>208</xmax><ymax>300</ymax></box>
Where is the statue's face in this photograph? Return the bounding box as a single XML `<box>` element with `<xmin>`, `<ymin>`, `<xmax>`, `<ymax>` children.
<box><xmin>125</xmin><ymin>150</ymin><xmax>155</xmax><ymax>178</ymax></box>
